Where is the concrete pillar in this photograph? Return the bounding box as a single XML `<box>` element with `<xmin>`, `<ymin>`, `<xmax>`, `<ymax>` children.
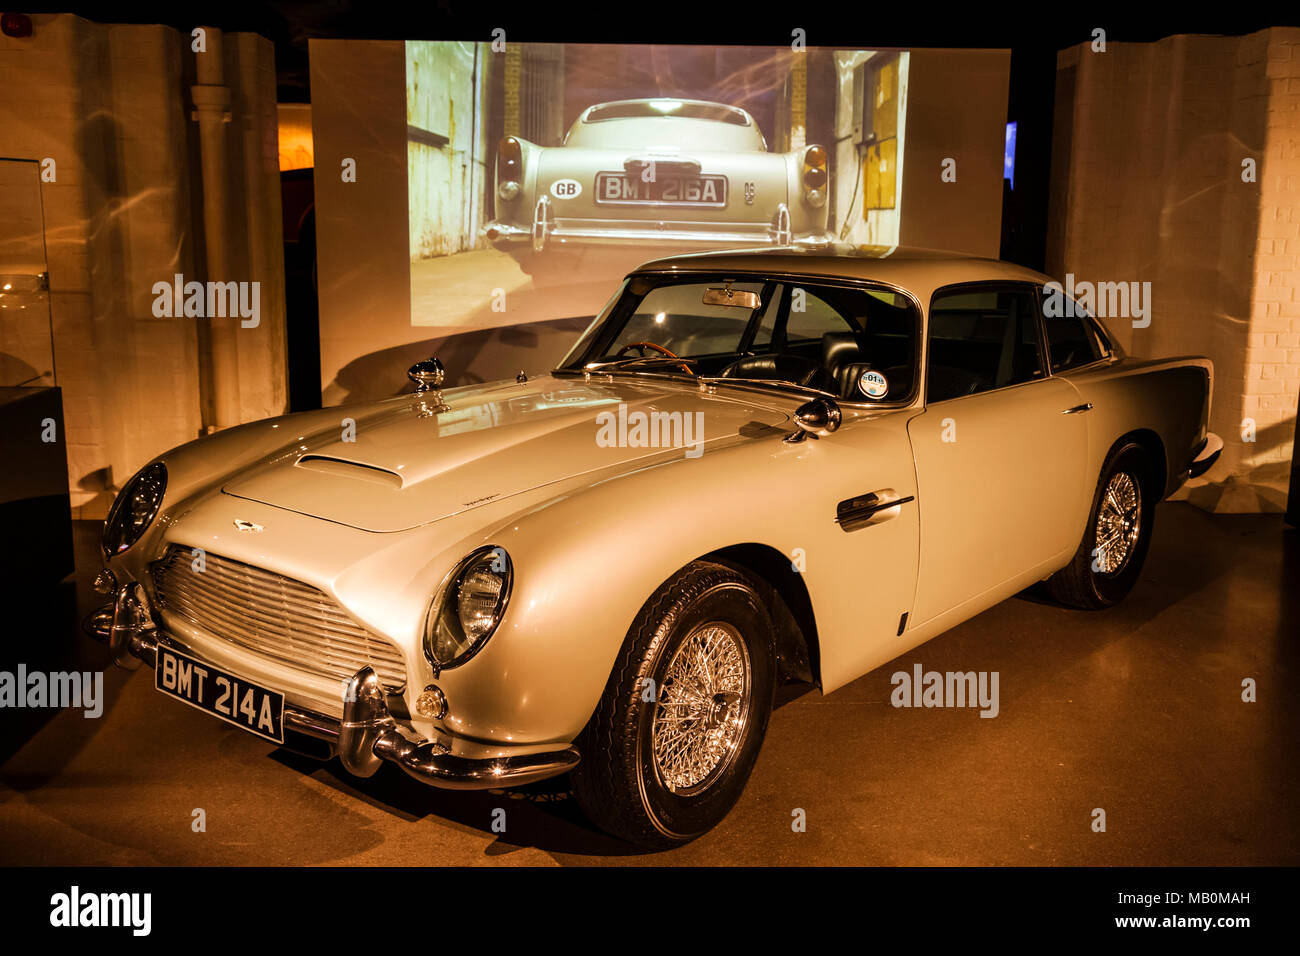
<box><xmin>191</xmin><ymin>25</ymin><xmax>240</xmax><ymax>431</ymax></box>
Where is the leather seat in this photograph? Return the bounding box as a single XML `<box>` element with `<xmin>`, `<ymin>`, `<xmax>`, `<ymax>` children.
<box><xmin>821</xmin><ymin>332</ymin><xmax>866</xmax><ymax>395</ymax></box>
<box><xmin>718</xmin><ymin>353</ymin><xmax>823</xmax><ymax>388</ymax></box>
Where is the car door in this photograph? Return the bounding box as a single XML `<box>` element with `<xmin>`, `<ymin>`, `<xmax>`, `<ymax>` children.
<box><xmin>906</xmin><ymin>281</ymin><xmax>1088</xmax><ymax>628</ymax></box>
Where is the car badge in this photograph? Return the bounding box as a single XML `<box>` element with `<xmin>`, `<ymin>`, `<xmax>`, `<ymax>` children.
<box><xmin>233</xmin><ymin>519</ymin><xmax>264</xmax><ymax>533</ymax></box>
<box><xmin>744</xmin><ymin>182</ymin><xmax>755</xmax><ymax>205</ymax></box>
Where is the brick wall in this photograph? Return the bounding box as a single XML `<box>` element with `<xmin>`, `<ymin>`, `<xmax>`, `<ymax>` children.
<box><xmin>1048</xmin><ymin>28</ymin><xmax>1300</xmax><ymax>512</ymax></box>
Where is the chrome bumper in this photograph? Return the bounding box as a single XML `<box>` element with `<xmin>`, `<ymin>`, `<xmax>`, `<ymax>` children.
<box><xmin>1188</xmin><ymin>432</ymin><xmax>1224</xmax><ymax>479</ymax></box>
<box><xmin>85</xmin><ymin>582</ymin><xmax>580</xmax><ymax>791</ymax></box>
<box><xmin>483</xmin><ymin>206</ymin><xmax>832</xmax><ymax>251</ymax></box>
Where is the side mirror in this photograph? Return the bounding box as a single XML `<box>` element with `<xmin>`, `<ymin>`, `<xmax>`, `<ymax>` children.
<box><xmin>408</xmin><ymin>356</ymin><xmax>445</xmax><ymax>392</ymax></box>
<box><xmin>784</xmin><ymin>397</ymin><xmax>842</xmax><ymax>443</ymax></box>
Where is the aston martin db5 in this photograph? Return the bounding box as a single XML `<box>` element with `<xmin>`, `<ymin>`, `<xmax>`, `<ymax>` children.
<box><xmin>89</xmin><ymin>246</ymin><xmax>1221</xmax><ymax>848</ymax></box>
<box><xmin>482</xmin><ymin>98</ymin><xmax>833</xmax><ymax>277</ymax></box>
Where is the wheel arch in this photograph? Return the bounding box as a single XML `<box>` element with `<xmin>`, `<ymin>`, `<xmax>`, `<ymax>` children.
<box><xmin>701</xmin><ymin>542</ymin><xmax>821</xmax><ymax>690</ymax></box>
<box><xmin>1109</xmin><ymin>428</ymin><xmax>1168</xmax><ymax>501</ymax></box>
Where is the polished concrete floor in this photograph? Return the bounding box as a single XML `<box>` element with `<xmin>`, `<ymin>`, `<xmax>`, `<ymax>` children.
<box><xmin>1</xmin><ymin>508</ymin><xmax>1296</xmax><ymax>865</ymax></box>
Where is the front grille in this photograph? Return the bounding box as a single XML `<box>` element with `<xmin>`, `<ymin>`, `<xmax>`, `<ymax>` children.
<box><xmin>150</xmin><ymin>547</ymin><xmax>406</xmax><ymax>692</ymax></box>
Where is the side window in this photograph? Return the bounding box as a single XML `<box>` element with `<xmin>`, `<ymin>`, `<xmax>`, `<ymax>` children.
<box><xmin>1039</xmin><ymin>289</ymin><xmax>1104</xmax><ymax>372</ymax></box>
<box><xmin>785</xmin><ymin>287</ymin><xmax>857</xmax><ymax>341</ymax></box>
<box><xmin>927</xmin><ymin>286</ymin><xmax>1044</xmax><ymax>402</ymax></box>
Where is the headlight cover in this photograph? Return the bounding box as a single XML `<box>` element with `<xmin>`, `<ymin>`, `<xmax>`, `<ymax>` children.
<box><xmin>102</xmin><ymin>461</ymin><xmax>167</xmax><ymax>557</ymax></box>
<box><xmin>424</xmin><ymin>546</ymin><xmax>513</xmax><ymax>669</ymax></box>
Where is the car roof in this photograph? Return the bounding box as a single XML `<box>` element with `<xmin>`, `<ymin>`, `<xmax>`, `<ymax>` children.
<box><xmin>630</xmin><ymin>244</ymin><xmax>1054</xmax><ymax>304</ymax></box>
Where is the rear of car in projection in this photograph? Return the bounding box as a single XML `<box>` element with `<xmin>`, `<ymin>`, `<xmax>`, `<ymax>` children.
<box><xmin>87</xmin><ymin>245</ymin><xmax>1222</xmax><ymax>849</ymax></box>
<box><xmin>482</xmin><ymin>98</ymin><xmax>833</xmax><ymax>277</ymax></box>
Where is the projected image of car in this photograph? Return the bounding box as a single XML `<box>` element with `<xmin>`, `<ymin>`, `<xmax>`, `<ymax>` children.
<box><xmin>483</xmin><ymin>98</ymin><xmax>833</xmax><ymax>278</ymax></box>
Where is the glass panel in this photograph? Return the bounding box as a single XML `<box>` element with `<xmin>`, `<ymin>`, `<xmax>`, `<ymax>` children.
<box><xmin>1039</xmin><ymin>289</ymin><xmax>1104</xmax><ymax>372</ymax></box>
<box><xmin>608</xmin><ymin>280</ymin><xmax>765</xmax><ymax>358</ymax></box>
<box><xmin>927</xmin><ymin>286</ymin><xmax>1043</xmax><ymax>401</ymax></box>
<box><xmin>0</xmin><ymin>159</ymin><xmax>54</xmax><ymax>387</ymax></box>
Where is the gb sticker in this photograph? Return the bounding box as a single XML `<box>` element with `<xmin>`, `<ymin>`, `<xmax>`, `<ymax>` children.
<box><xmin>550</xmin><ymin>179</ymin><xmax>582</xmax><ymax>200</ymax></box>
<box><xmin>858</xmin><ymin>369</ymin><xmax>889</xmax><ymax>399</ymax></box>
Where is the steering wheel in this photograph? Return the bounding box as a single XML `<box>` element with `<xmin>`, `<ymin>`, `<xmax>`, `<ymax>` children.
<box><xmin>615</xmin><ymin>341</ymin><xmax>696</xmax><ymax>376</ymax></box>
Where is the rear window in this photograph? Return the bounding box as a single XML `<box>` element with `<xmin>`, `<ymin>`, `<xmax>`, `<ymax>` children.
<box><xmin>583</xmin><ymin>101</ymin><xmax>750</xmax><ymax>127</ymax></box>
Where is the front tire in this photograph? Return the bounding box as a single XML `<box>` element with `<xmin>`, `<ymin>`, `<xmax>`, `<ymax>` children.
<box><xmin>572</xmin><ymin>561</ymin><xmax>776</xmax><ymax>849</ymax></box>
<box><xmin>1049</xmin><ymin>442</ymin><xmax>1157</xmax><ymax>609</ymax></box>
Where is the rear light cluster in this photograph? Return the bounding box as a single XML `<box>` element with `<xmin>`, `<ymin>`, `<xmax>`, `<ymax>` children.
<box><xmin>497</xmin><ymin>136</ymin><xmax>522</xmax><ymax>201</ymax></box>
<box><xmin>802</xmin><ymin>145</ymin><xmax>828</xmax><ymax>208</ymax></box>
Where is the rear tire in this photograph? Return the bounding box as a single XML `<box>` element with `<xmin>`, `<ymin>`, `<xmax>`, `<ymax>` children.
<box><xmin>1049</xmin><ymin>442</ymin><xmax>1157</xmax><ymax>609</ymax></box>
<box><xmin>572</xmin><ymin>561</ymin><xmax>776</xmax><ymax>849</ymax></box>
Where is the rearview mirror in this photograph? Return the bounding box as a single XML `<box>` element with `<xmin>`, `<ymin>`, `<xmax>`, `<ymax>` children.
<box><xmin>702</xmin><ymin>287</ymin><xmax>761</xmax><ymax>310</ymax></box>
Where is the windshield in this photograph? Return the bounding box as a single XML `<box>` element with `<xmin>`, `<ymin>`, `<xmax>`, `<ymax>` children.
<box><xmin>559</xmin><ymin>273</ymin><xmax>921</xmax><ymax>403</ymax></box>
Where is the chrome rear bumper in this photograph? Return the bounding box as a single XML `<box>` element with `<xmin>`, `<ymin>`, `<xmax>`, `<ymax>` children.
<box><xmin>483</xmin><ymin>206</ymin><xmax>832</xmax><ymax>251</ymax></box>
<box><xmin>1188</xmin><ymin>432</ymin><xmax>1224</xmax><ymax>479</ymax></box>
<box><xmin>85</xmin><ymin>583</ymin><xmax>580</xmax><ymax>791</ymax></box>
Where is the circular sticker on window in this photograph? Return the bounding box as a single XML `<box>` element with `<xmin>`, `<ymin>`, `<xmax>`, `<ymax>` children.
<box><xmin>858</xmin><ymin>369</ymin><xmax>888</xmax><ymax>398</ymax></box>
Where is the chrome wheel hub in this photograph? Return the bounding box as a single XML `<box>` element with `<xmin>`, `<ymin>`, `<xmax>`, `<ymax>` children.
<box><xmin>1094</xmin><ymin>471</ymin><xmax>1141</xmax><ymax>575</ymax></box>
<box><xmin>651</xmin><ymin>622</ymin><xmax>751</xmax><ymax>795</ymax></box>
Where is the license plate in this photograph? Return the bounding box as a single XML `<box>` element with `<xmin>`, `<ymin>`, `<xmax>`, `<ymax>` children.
<box><xmin>155</xmin><ymin>646</ymin><xmax>285</xmax><ymax>744</ymax></box>
<box><xmin>595</xmin><ymin>172</ymin><xmax>727</xmax><ymax>206</ymax></box>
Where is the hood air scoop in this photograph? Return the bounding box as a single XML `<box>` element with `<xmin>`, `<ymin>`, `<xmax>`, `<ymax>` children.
<box><xmin>295</xmin><ymin>455</ymin><xmax>403</xmax><ymax>489</ymax></box>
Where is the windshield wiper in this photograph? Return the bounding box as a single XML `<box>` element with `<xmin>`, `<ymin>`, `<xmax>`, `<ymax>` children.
<box><xmin>581</xmin><ymin>356</ymin><xmax>699</xmax><ymax>373</ymax></box>
<box><xmin>700</xmin><ymin>376</ymin><xmax>841</xmax><ymax>399</ymax></box>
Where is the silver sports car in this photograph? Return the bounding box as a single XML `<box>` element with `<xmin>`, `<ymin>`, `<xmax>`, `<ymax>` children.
<box><xmin>89</xmin><ymin>245</ymin><xmax>1221</xmax><ymax>848</ymax></box>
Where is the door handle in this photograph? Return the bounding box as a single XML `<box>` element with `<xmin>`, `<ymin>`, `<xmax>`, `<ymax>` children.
<box><xmin>1061</xmin><ymin>403</ymin><xmax>1093</xmax><ymax>415</ymax></box>
<box><xmin>836</xmin><ymin>490</ymin><xmax>914</xmax><ymax>532</ymax></box>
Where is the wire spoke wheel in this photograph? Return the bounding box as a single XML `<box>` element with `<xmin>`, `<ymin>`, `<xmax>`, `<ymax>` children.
<box><xmin>651</xmin><ymin>622</ymin><xmax>751</xmax><ymax>796</ymax></box>
<box><xmin>1094</xmin><ymin>471</ymin><xmax>1142</xmax><ymax>575</ymax></box>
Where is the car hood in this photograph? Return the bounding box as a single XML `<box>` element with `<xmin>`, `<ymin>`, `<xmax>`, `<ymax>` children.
<box><xmin>221</xmin><ymin>375</ymin><xmax>790</xmax><ymax>532</ymax></box>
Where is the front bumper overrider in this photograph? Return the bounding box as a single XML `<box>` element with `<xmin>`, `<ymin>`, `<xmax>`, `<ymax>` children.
<box><xmin>85</xmin><ymin>582</ymin><xmax>580</xmax><ymax>791</ymax></box>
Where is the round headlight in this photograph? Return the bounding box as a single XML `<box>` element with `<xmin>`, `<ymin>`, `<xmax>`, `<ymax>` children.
<box><xmin>102</xmin><ymin>461</ymin><xmax>167</xmax><ymax>557</ymax></box>
<box><xmin>424</xmin><ymin>546</ymin><xmax>512</xmax><ymax>669</ymax></box>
